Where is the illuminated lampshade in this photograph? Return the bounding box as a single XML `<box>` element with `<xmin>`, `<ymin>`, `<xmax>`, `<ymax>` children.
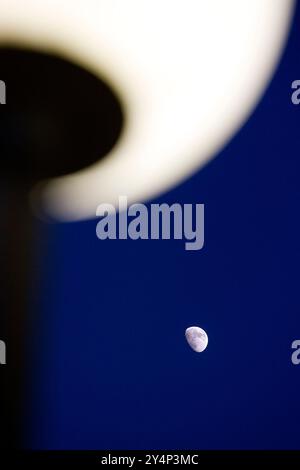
<box><xmin>0</xmin><ymin>0</ymin><xmax>295</xmax><ymax>220</ymax></box>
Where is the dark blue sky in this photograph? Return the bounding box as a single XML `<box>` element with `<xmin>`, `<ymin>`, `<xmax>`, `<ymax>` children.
<box><xmin>29</xmin><ymin>4</ymin><xmax>300</xmax><ymax>449</ymax></box>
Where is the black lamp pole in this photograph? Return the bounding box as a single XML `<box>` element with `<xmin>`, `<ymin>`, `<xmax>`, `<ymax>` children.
<box><xmin>0</xmin><ymin>46</ymin><xmax>123</xmax><ymax>449</ymax></box>
<box><xmin>0</xmin><ymin>182</ymin><xmax>33</xmax><ymax>448</ymax></box>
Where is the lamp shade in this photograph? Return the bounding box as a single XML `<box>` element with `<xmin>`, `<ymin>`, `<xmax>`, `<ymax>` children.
<box><xmin>0</xmin><ymin>0</ymin><xmax>295</xmax><ymax>220</ymax></box>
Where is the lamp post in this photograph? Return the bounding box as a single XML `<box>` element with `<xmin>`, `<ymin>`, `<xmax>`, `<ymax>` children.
<box><xmin>0</xmin><ymin>47</ymin><xmax>123</xmax><ymax>448</ymax></box>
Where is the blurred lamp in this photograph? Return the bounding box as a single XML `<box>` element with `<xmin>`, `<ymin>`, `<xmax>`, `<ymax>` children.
<box><xmin>0</xmin><ymin>0</ymin><xmax>295</xmax><ymax>220</ymax></box>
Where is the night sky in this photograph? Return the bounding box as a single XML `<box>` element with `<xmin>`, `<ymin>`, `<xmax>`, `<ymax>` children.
<box><xmin>29</xmin><ymin>4</ymin><xmax>300</xmax><ymax>450</ymax></box>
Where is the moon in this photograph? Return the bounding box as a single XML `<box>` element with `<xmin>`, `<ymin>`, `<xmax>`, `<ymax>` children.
<box><xmin>185</xmin><ymin>327</ymin><xmax>208</xmax><ymax>353</ymax></box>
<box><xmin>0</xmin><ymin>0</ymin><xmax>295</xmax><ymax>220</ymax></box>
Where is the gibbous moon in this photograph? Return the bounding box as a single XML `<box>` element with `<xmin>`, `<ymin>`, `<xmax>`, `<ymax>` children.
<box><xmin>185</xmin><ymin>327</ymin><xmax>208</xmax><ymax>353</ymax></box>
<box><xmin>0</xmin><ymin>0</ymin><xmax>295</xmax><ymax>220</ymax></box>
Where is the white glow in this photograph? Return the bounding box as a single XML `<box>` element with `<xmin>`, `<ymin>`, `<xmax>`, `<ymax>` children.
<box><xmin>0</xmin><ymin>0</ymin><xmax>295</xmax><ymax>220</ymax></box>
